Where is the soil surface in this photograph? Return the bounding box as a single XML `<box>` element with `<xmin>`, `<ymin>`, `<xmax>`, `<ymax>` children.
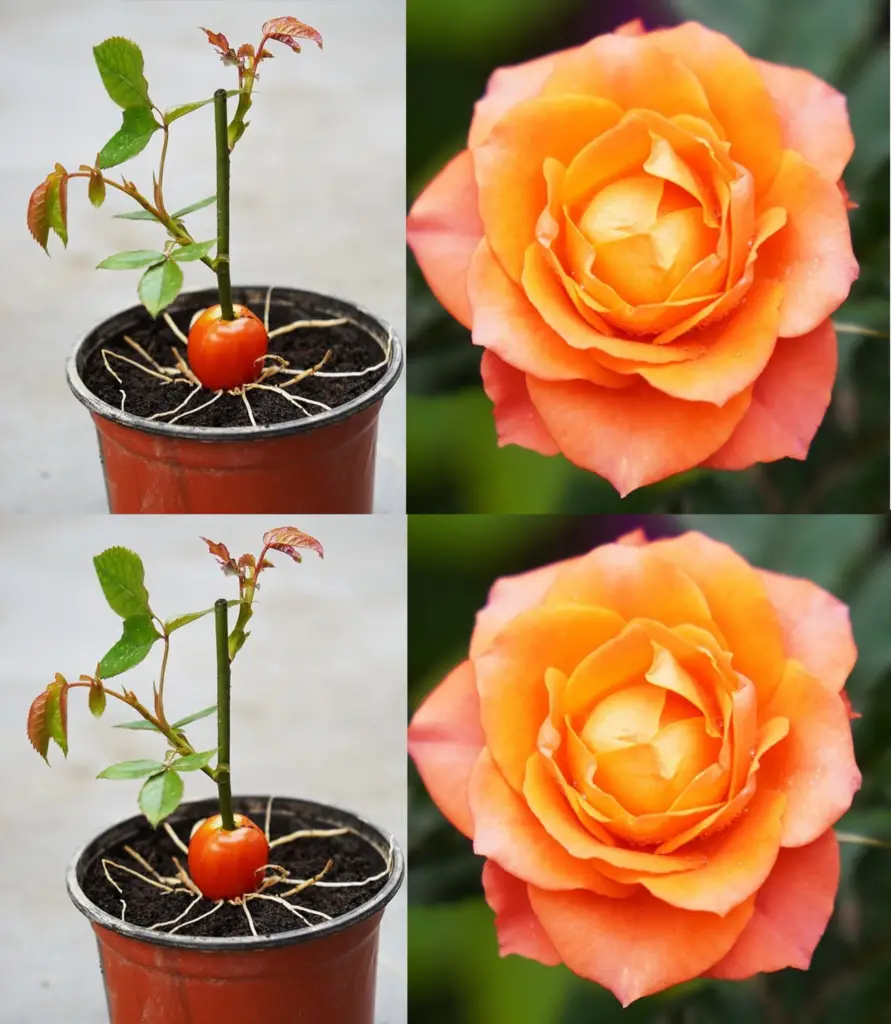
<box><xmin>81</xmin><ymin>805</ymin><xmax>391</xmax><ymax>938</ymax></box>
<box><xmin>81</xmin><ymin>292</ymin><xmax>387</xmax><ymax>428</ymax></box>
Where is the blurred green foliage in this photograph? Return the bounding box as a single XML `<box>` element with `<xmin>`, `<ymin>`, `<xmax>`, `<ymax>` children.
<box><xmin>408</xmin><ymin>513</ymin><xmax>891</xmax><ymax>1022</ymax></box>
<box><xmin>407</xmin><ymin>0</ymin><xmax>890</xmax><ymax>512</ymax></box>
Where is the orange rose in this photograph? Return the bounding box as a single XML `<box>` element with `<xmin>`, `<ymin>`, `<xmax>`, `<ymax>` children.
<box><xmin>407</xmin><ymin>530</ymin><xmax>861</xmax><ymax>1005</ymax></box>
<box><xmin>407</xmin><ymin>21</ymin><xmax>859</xmax><ymax>495</ymax></box>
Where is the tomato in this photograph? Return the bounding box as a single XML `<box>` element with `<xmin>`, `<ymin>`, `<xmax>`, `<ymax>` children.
<box><xmin>187</xmin><ymin>304</ymin><xmax>269</xmax><ymax>391</ymax></box>
<box><xmin>187</xmin><ymin>813</ymin><xmax>270</xmax><ymax>901</ymax></box>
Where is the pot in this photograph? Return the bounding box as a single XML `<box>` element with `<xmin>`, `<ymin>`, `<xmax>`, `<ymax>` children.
<box><xmin>66</xmin><ymin>286</ymin><xmax>403</xmax><ymax>513</ymax></box>
<box><xmin>67</xmin><ymin>795</ymin><xmax>405</xmax><ymax>1024</ymax></box>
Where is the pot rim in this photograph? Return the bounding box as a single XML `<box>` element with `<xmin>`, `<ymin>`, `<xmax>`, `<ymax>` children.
<box><xmin>66</xmin><ymin>794</ymin><xmax>405</xmax><ymax>952</ymax></box>
<box><xmin>66</xmin><ymin>285</ymin><xmax>404</xmax><ymax>442</ymax></box>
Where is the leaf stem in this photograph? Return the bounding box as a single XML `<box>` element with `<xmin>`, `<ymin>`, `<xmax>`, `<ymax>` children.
<box><xmin>214</xmin><ymin>598</ymin><xmax>235</xmax><ymax>830</ymax></box>
<box><xmin>213</xmin><ymin>89</ymin><xmax>235</xmax><ymax>321</ymax></box>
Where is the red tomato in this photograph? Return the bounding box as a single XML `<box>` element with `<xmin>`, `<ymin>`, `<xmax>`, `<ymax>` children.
<box><xmin>187</xmin><ymin>304</ymin><xmax>269</xmax><ymax>391</ymax></box>
<box><xmin>187</xmin><ymin>813</ymin><xmax>270</xmax><ymax>901</ymax></box>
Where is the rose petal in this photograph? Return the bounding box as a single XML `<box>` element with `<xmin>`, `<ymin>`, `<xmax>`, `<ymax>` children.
<box><xmin>527</xmin><ymin>374</ymin><xmax>751</xmax><ymax>496</ymax></box>
<box><xmin>637</xmin><ymin>279</ymin><xmax>784</xmax><ymax>405</ymax></box>
<box><xmin>705</xmin><ymin>320</ymin><xmax>837</xmax><ymax>469</ymax></box>
<box><xmin>755</xmin><ymin>59</ymin><xmax>854</xmax><ymax>183</ymax></box>
<box><xmin>758</xmin><ymin>150</ymin><xmax>858</xmax><ymax>337</ymax></box>
<box><xmin>468</xmin><ymin>239</ymin><xmax>628</xmax><ymax>384</ymax></box>
<box><xmin>529</xmin><ymin>884</ymin><xmax>754</xmax><ymax>1006</ymax></box>
<box><xmin>759</xmin><ymin>660</ymin><xmax>861</xmax><ymax>847</ymax></box>
<box><xmin>646</xmin><ymin>533</ymin><xmax>786</xmax><ymax>703</ymax></box>
<box><xmin>651</xmin><ymin>22</ymin><xmax>782</xmax><ymax>194</ymax></box>
<box><xmin>640</xmin><ymin>789</ymin><xmax>786</xmax><ymax>915</ymax></box>
<box><xmin>708</xmin><ymin>830</ymin><xmax>840</xmax><ymax>978</ymax></box>
<box><xmin>406</xmin><ymin>150</ymin><xmax>482</xmax><ymax>328</ymax></box>
<box><xmin>473</xmin><ymin>95</ymin><xmax>623</xmax><ymax>280</ymax></box>
<box><xmin>758</xmin><ymin>568</ymin><xmax>857</xmax><ymax>693</ymax></box>
<box><xmin>474</xmin><ymin>604</ymin><xmax>625</xmax><ymax>789</ymax></box>
<box><xmin>469</xmin><ymin>749</ymin><xmax>630</xmax><ymax>893</ymax></box>
<box><xmin>480</xmin><ymin>350</ymin><xmax>560</xmax><ymax>457</ymax></box>
<box><xmin>481</xmin><ymin>861</ymin><xmax>561</xmax><ymax>965</ymax></box>
<box><xmin>470</xmin><ymin>543</ymin><xmax>580</xmax><ymax>659</ymax></box>
<box><xmin>407</xmin><ymin>660</ymin><xmax>485</xmax><ymax>838</ymax></box>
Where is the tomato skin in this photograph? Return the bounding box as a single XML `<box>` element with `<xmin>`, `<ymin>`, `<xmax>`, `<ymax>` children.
<box><xmin>187</xmin><ymin>304</ymin><xmax>269</xmax><ymax>391</ymax></box>
<box><xmin>188</xmin><ymin>813</ymin><xmax>270</xmax><ymax>901</ymax></box>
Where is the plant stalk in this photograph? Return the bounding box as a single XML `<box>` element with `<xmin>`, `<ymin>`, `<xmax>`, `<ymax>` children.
<box><xmin>213</xmin><ymin>89</ymin><xmax>235</xmax><ymax>321</ymax></box>
<box><xmin>215</xmin><ymin>598</ymin><xmax>236</xmax><ymax>830</ymax></box>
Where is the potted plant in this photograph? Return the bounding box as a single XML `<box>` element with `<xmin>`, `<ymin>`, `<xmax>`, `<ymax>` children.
<box><xmin>27</xmin><ymin>17</ymin><xmax>403</xmax><ymax>513</ymax></box>
<box><xmin>26</xmin><ymin>525</ymin><xmax>404</xmax><ymax>1024</ymax></box>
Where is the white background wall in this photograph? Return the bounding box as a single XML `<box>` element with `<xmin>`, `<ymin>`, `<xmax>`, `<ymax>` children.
<box><xmin>0</xmin><ymin>0</ymin><xmax>405</xmax><ymax>512</ymax></box>
<box><xmin>0</xmin><ymin>514</ymin><xmax>407</xmax><ymax>1022</ymax></box>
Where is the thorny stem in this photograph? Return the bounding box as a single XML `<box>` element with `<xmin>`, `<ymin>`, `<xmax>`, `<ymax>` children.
<box><xmin>215</xmin><ymin>599</ymin><xmax>236</xmax><ymax>831</ymax></box>
<box><xmin>213</xmin><ymin>89</ymin><xmax>235</xmax><ymax>321</ymax></box>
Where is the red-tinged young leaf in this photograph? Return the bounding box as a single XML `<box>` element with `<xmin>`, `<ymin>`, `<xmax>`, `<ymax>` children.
<box><xmin>88</xmin><ymin>169</ymin><xmax>106</xmax><ymax>208</ymax></box>
<box><xmin>46</xmin><ymin>674</ymin><xmax>69</xmax><ymax>758</ymax></box>
<box><xmin>261</xmin><ymin>16</ymin><xmax>323</xmax><ymax>52</ymax></box>
<box><xmin>27</xmin><ymin>180</ymin><xmax>50</xmax><ymax>251</ymax></box>
<box><xmin>262</xmin><ymin>526</ymin><xmax>324</xmax><ymax>563</ymax></box>
<box><xmin>237</xmin><ymin>43</ymin><xmax>255</xmax><ymax>61</ymax></box>
<box><xmin>45</xmin><ymin>168</ymin><xmax>69</xmax><ymax>247</ymax></box>
<box><xmin>201</xmin><ymin>537</ymin><xmax>239</xmax><ymax>575</ymax></box>
<box><xmin>27</xmin><ymin>690</ymin><xmax>51</xmax><ymax>762</ymax></box>
<box><xmin>89</xmin><ymin>681</ymin><xmax>107</xmax><ymax>718</ymax></box>
<box><xmin>237</xmin><ymin>553</ymin><xmax>256</xmax><ymax>570</ymax></box>
<box><xmin>258</xmin><ymin>559</ymin><xmax>275</xmax><ymax>570</ymax></box>
<box><xmin>201</xmin><ymin>27</ymin><xmax>238</xmax><ymax>65</ymax></box>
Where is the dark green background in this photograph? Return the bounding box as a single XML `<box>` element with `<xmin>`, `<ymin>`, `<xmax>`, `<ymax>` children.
<box><xmin>409</xmin><ymin>513</ymin><xmax>891</xmax><ymax>1022</ymax></box>
<box><xmin>407</xmin><ymin>0</ymin><xmax>890</xmax><ymax>513</ymax></box>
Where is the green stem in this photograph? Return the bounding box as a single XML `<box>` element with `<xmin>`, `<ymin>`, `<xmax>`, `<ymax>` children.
<box><xmin>215</xmin><ymin>598</ymin><xmax>235</xmax><ymax>830</ymax></box>
<box><xmin>213</xmin><ymin>89</ymin><xmax>235</xmax><ymax>321</ymax></box>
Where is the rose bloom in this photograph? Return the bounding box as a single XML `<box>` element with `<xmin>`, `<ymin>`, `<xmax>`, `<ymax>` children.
<box><xmin>407</xmin><ymin>530</ymin><xmax>861</xmax><ymax>1005</ymax></box>
<box><xmin>407</xmin><ymin>21</ymin><xmax>859</xmax><ymax>495</ymax></box>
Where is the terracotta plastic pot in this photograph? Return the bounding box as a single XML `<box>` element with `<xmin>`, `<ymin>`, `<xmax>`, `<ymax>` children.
<box><xmin>66</xmin><ymin>286</ymin><xmax>403</xmax><ymax>513</ymax></box>
<box><xmin>67</xmin><ymin>795</ymin><xmax>405</xmax><ymax>1024</ymax></box>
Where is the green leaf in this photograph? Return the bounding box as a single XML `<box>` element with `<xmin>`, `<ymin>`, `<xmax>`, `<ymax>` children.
<box><xmin>164</xmin><ymin>90</ymin><xmax>240</xmax><ymax>124</ymax></box>
<box><xmin>88</xmin><ymin>171</ymin><xmax>106</xmax><ymax>209</ymax></box>
<box><xmin>844</xmin><ymin>44</ymin><xmax>891</xmax><ymax>199</ymax></box>
<box><xmin>165</xmin><ymin>601</ymin><xmax>238</xmax><ymax>633</ymax></box>
<box><xmin>88</xmin><ymin>684</ymin><xmax>106</xmax><ymax>718</ymax></box>
<box><xmin>93</xmin><ymin>37</ymin><xmax>151</xmax><ymax>109</ymax></box>
<box><xmin>114</xmin><ymin>208</ymin><xmax>162</xmax><ymax>222</ymax></box>
<box><xmin>138</xmin><ymin>769</ymin><xmax>184</xmax><ymax>826</ymax></box>
<box><xmin>98</xmin><ymin>106</ymin><xmax>161</xmax><ymax>169</ymax></box>
<box><xmin>169</xmin><ymin>240</ymin><xmax>216</xmax><ymax>263</ymax></box>
<box><xmin>171</xmin><ymin>195</ymin><xmax>216</xmax><ymax>218</ymax></box>
<box><xmin>171</xmin><ymin>705</ymin><xmax>217</xmax><ymax>729</ymax></box>
<box><xmin>46</xmin><ymin>675</ymin><xmax>69</xmax><ymax>758</ymax></box>
<box><xmin>847</xmin><ymin>552</ymin><xmax>891</xmax><ymax>702</ymax></box>
<box><xmin>97</xmin><ymin>249</ymin><xmax>166</xmax><ymax>271</ymax></box>
<box><xmin>114</xmin><ymin>718</ymin><xmax>161</xmax><ymax>732</ymax></box>
<box><xmin>94</xmin><ymin>547</ymin><xmax>151</xmax><ymax>618</ymax></box>
<box><xmin>169</xmin><ymin>749</ymin><xmax>217</xmax><ymax>772</ymax></box>
<box><xmin>98</xmin><ymin>759</ymin><xmax>165</xmax><ymax>780</ymax></box>
<box><xmin>45</xmin><ymin>169</ymin><xmax>68</xmax><ymax>248</ymax></box>
<box><xmin>138</xmin><ymin>260</ymin><xmax>183</xmax><ymax>318</ymax></box>
<box><xmin>99</xmin><ymin>614</ymin><xmax>161</xmax><ymax>678</ymax></box>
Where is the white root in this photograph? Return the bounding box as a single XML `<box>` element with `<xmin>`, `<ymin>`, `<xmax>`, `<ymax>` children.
<box><xmin>123</xmin><ymin>335</ymin><xmax>179</xmax><ymax>377</ymax></box>
<box><xmin>263</xmin><ymin>287</ymin><xmax>273</xmax><ymax>333</ymax></box>
<box><xmin>169</xmin><ymin>390</ymin><xmax>223</xmax><ymax>424</ymax></box>
<box><xmin>102</xmin><ymin>858</ymin><xmax>181</xmax><ymax>893</ymax></box>
<box><xmin>147</xmin><ymin>384</ymin><xmax>202</xmax><ymax>421</ymax></box>
<box><xmin>242</xmin><ymin>900</ymin><xmax>259</xmax><ymax>937</ymax></box>
<box><xmin>149</xmin><ymin>895</ymin><xmax>203</xmax><ymax>932</ymax></box>
<box><xmin>172</xmin><ymin>856</ymin><xmax>202</xmax><ymax>898</ymax></box>
<box><xmin>169</xmin><ymin>900</ymin><xmax>224</xmax><ymax>934</ymax></box>
<box><xmin>248</xmin><ymin>893</ymin><xmax>312</xmax><ymax>927</ymax></box>
<box><xmin>267</xmin><ymin>317</ymin><xmax>348</xmax><ymax>340</ymax></box>
<box><xmin>101</xmin><ymin>348</ymin><xmax>173</xmax><ymax>384</ymax></box>
<box><xmin>247</xmin><ymin>384</ymin><xmax>313</xmax><ymax>418</ymax></box>
<box><xmin>278</xmin><ymin>860</ymin><xmax>333</xmax><ymax>899</ymax></box>
<box><xmin>269</xmin><ymin>827</ymin><xmax>349</xmax><ymax>850</ymax></box>
<box><xmin>162</xmin><ymin>312</ymin><xmax>189</xmax><ymax>346</ymax></box>
<box><xmin>163</xmin><ymin>822</ymin><xmax>189</xmax><ymax>856</ymax></box>
<box><xmin>240</xmin><ymin>389</ymin><xmax>258</xmax><ymax>428</ymax></box>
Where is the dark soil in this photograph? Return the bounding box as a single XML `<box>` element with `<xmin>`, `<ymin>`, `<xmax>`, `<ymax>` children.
<box><xmin>81</xmin><ymin>292</ymin><xmax>387</xmax><ymax>428</ymax></box>
<box><xmin>81</xmin><ymin>805</ymin><xmax>390</xmax><ymax>938</ymax></box>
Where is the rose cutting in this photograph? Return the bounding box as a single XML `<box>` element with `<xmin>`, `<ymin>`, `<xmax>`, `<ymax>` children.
<box><xmin>407</xmin><ymin>20</ymin><xmax>859</xmax><ymax>494</ymax></box>
<box><xmin>408</xmin><ymin>530</ymin><xmax>861</xmax><ymax>1004</ymax></box>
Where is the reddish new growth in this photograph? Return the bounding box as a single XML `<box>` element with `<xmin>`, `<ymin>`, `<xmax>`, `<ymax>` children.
<box><xmin>26</xmin><ymin>527</ymin><xmax>325</xmax><ymax>905</ymax></box>
<box><xmin>24</xmin><ymin>18</ymin><xmax>383</xmax><ymax>420</ymax></box>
